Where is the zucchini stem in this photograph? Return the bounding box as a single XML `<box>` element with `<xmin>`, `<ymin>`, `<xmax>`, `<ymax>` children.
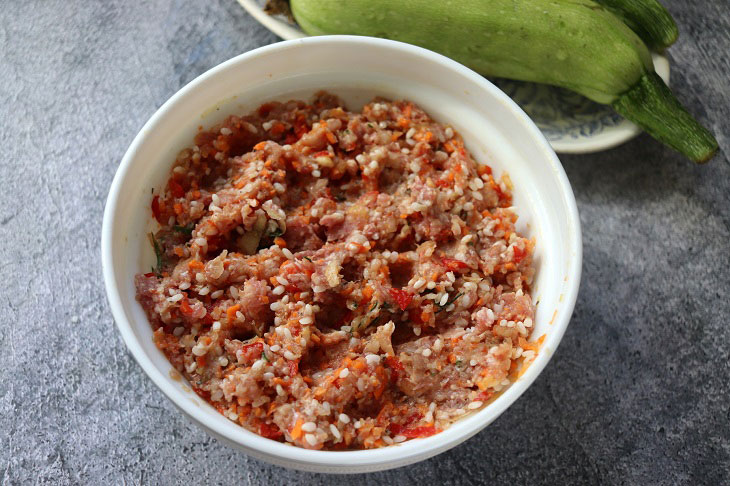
<box><xmin>612</xmin><ymin>73</ymin><xmax>718</xmax><ymax>163</ymax></box>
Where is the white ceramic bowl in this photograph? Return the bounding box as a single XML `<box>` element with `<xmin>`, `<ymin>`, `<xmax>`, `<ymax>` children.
<box><xmin>102</xmin><ymin>36</ymin><xmax>582</xmax><ymax>473</ymax></box>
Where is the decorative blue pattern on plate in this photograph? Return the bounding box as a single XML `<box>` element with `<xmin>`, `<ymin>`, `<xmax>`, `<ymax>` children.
<box><xmin>493</xmin><ymin>79</ymin><xmax>625</xmax><ymax>142</ymax></box>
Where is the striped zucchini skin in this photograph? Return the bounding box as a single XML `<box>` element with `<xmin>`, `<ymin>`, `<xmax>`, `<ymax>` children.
<box><xmin>291</xmin><ymin>0</ymin><xmax>653</xmax><ymax>104</ymax></box>
<box><xmin>595</xmin><ymin>0</ymin><xmax>678</xmax><ymax>51</ymax></box>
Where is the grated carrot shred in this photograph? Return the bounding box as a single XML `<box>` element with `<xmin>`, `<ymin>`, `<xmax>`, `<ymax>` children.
<box><xmin>226</xmin><ymin>304</ymin><xmax>241</xmax><ymax>321</ymax></box>
<box><xmin>188</xmin><ymin>260</ymin><xmax>204</xmax><ymax>271</ymax></box>
<box><xmin>518</xmin><ymin>334</ymin><xmax>546</xmax><ymax>352</ymax></box>
<box><xmin>291</xmin><ymin>419</ymin><xmax>303</xmax><ymax>440</ymax></box>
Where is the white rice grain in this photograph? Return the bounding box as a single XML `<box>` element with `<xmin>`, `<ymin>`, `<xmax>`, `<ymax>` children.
<box><xmin>305</xmin><ymin>433</ymin><xmax>318</xmax><ymax>446</ymax></box>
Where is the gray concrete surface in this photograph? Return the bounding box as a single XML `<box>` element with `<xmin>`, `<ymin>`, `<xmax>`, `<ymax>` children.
<box><xmin>0</xmin><ymin>1</ymin><xmax>728</xmax><ymax>484</ymax></box>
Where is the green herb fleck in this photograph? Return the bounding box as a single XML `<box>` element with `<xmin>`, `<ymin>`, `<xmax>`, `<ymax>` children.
<box><xmin>436</xmin><ymin>292</ymin><xmax>464</xmax><ymax>314</ymax></box>
<box><xmin>149</xmin><ymin>233</ymin><xmax>164</xmax><ymax>277</ymax></box>
<box><xmin>173</xmin><ymin>224</ymin><xmax>194</xmax><ymax>235</ymax></box>
<box><xmin>455</xmin><ymin>360</ymin><xmax>463</xmax><ymax>367</ymax></box>
<box><xmin>268</xmin><ymin>227</ymin><xmax>284</xmax><ymax>238</ymax></box>
<box><xmin>335</xmin><ymin>193</ymin><xmax>346</xmax><ymax>202</ymax></box>
<box><xmin>303</xmin><ymin>256</ymin><xmax>313</xmax><ymax>262</ymax></box>
<box><xmin>262</xmin><ymin>351</ymin><xmax>269</xmax><ymax>362</ymax></box>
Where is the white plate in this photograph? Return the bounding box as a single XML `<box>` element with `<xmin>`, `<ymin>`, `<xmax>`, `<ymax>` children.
<box><xmin>237</xmin><ymin>0</ymin><xmax>671</xmax><ymax>154</ymax></box>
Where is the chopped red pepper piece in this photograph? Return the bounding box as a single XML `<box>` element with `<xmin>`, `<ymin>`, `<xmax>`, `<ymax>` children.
<box><xmin>389</xmin><ymin>423</ymin><xmax>404</xmax><ymax>435</ymax></box>
<box><xmin>384</xmin><ymin>356</ymin><xmax>404</xmax><ymax>372</ymax></box>
<box><xmin>389</xmin><ymin>288</ymin><xmax>413</xmax><ymax>311</ymax></box>
<box><xmin>389</xmin><ymin>413</ymin><xmax>423</xmax><ymax>436</ymax></box>
<box><xmin>240</xmin><ymin>341</ymin><xmax>264</xmax><ymax>363</ymax></box>
<box><xmin>179</xmin><ymin>297</ymin><xmax>193</xmax><ymax>316</ymax></box>
<box><xmin>151</xmin><ymin>195</ymin><xmax>163</xmax><ymax>223</ymax></box>
<box><xmin>477</xmin><ymin>165</ymin><xmax>492</xmax><ymax>176</ymax></box>
<box><xmin>169</xmin><ymin>179</ymin><xmax>185</xmax><ymax>198</ymax></box>
<box><xmin>384</xmin><ymin>356</ymin><xmax>405</xmax><ymax>383</ymax></box>
<box><xmin>513</xmin><ymin>245</ymin><xmax>526</xmax><ymax>263</ymax></box>
<box><xmin>476</xmin><ymin>390</ymin><xmax>494</xmax><ymax>402</ymax></box>
<box><xmin>259</xmin><ymin>422</ymin><xmax>283</xmax><ymax>440</ymax></box>
<box><xmin>270</xmin><ymin>121</ymin><xmax>286</xmax><ymax>137</ymax></box>
<box><xmin>400</xmin><ymin>425</ymin><xmax>439</xmax><ymax>439</ymax></box>
<box><xmin>441</xmin><ymin>257</ymin><xmax>469</xmax><ymax>272</ymax></box>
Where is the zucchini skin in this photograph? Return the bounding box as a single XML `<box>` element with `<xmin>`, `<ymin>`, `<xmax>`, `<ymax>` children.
<box><xmin>594</xmin><ymin>0</ymin><xmax>678</xmax><ymax>51</ymax></box>
<box><xmin>291</xmin><ymin>0</ymin><xmax>652</xmax><ymax>104</ymax></box>
<box><xmin>291</xmin><ymin>0</ymin><xmax>717</xmax><ymax>162</ymax></box>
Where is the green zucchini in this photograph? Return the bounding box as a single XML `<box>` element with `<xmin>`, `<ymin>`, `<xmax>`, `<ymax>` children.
<box><xmin>594</xmin><ymin>0</ymin><xmax>678</xmax><ymax>51</ymax></box>
<box><xmin>291</xmin><ymin>0</ymin><xmax>717</xmax><ymax>163</ymax></box>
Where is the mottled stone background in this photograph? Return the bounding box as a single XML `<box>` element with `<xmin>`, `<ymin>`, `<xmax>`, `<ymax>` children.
<box><xmin>0</xmin><ymin>1</ymin><xmax>728</xmax><ymax>484</ymax></box>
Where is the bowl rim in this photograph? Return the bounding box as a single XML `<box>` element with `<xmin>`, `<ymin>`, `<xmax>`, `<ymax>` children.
<box><xmin>102</xmin><ymin>35</ymin><xmax>582</xmax><ymax>470</ymax></box>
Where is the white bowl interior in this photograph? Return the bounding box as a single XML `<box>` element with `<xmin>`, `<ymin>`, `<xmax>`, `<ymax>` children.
<box><xmin>103</xmin><ymin>36</ymin><xmax>581</xmax><ymax>473</ymax></box>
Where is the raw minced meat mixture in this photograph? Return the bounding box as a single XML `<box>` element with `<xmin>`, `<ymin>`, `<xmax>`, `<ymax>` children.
<box><xmin>135</xmin><ymin>92</ymin><xmax>539</xmax><ymax>450</ymax></box>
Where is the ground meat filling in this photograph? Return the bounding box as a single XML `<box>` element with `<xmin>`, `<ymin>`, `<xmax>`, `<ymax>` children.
<box><xmin>135</xmin><ymin>92</ymin><xmax>537</xmax><ymax>450</ymax></box>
